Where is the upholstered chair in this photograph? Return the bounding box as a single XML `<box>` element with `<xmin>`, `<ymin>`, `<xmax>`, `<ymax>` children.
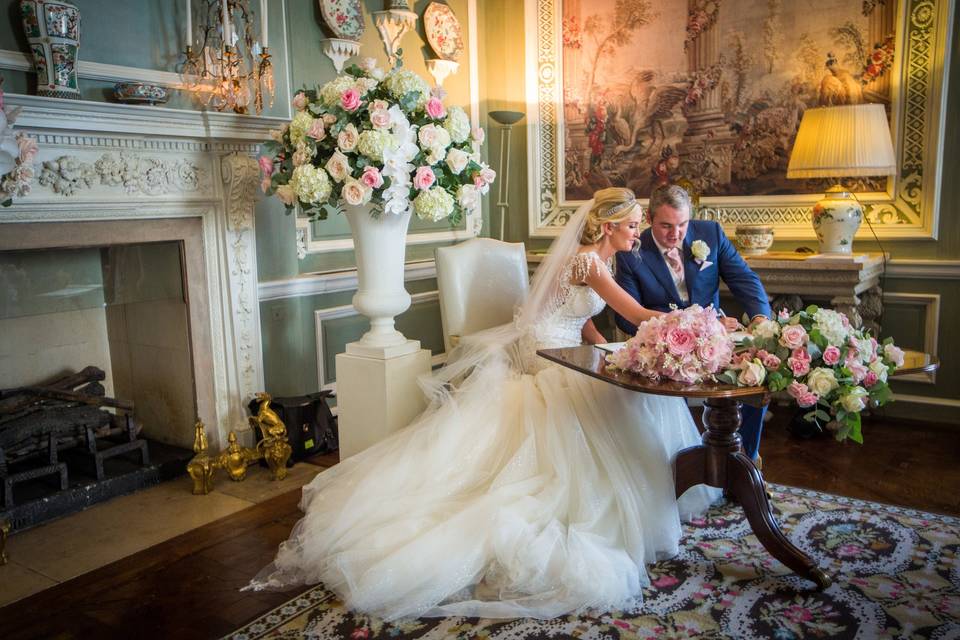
<box><xmin>435</xmin><ymin>238</ymin><xmax>529</xmax><ymax>353</ymax></box>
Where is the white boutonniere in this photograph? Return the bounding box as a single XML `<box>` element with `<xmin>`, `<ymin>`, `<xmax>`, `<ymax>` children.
<box><xmin>691</xmin><ymin>239</ymin><xmax>713</xmax><ymax>271</ymax></box>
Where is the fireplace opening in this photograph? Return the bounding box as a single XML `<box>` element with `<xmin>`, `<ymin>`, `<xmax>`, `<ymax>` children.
<box><xmin>1</xmin><ymin>241</ymin><xmax>197</xmax><ymax>531</ymax></box>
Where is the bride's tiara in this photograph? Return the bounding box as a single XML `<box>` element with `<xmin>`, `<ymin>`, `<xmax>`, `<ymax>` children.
<box><xmin>602</xmin><ymin>198</ymin><xmax>638</xmax><ymax>217</ymax></box>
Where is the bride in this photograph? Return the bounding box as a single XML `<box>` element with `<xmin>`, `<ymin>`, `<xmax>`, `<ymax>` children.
<box><xmin>246</xmin><ymin>187</ymin><xmax>720</xmax><ymax>620</ymax></box>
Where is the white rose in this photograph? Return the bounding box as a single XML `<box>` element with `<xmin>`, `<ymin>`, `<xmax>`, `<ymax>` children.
<box><xmin>358</xmin><ymin>57</ymin><xmax>378</xmax><ymax>73</ymax></box>
<box><xmin>479</xmin><ymin>165</ymin><xmax>497</xmax><ymax>185</ymax></box>
<box><xmin>341</xmin><ymin>178</ymin><xmax>371</xmax><ymax>206</ymax></box>
<box><xmin>325</xmin><ymin>150</ymin><xmax>352</xmax><ymax>183</ymax></box>
<box><xmin>868</xmin><ymin>358</ymin><xmax>889</xmax><ymax>383</ymax></box>
<box><xmin>691</xmin><ymin>239</ymin><xmax>710</xmax><ymax>261</ymax></box>
<box><xmin>338</xmin><ymin>123</ymin><xmax>359</xmax><ymax>153</ymax></box>
<box><xmin>418</xmin><ymin>124</ymin><xmax>451</xmax><ymax>151</ymax></box>
<box><xmin>737</xmin><ymin>360</ymin><xmax>766</xmax><ymax>387</ymax></box>
<box><xmin>370</xmin><ymin>108</ymin><xmax>392</xmax><ymax>129</ymax></box>
<box><xmin>456</xmin><ymin>183</ymin><xmax>480</xmax><ymax>211</ymax></box>
<box><xmin>425</xmin><ymin>145</ymin><xmax>447</xmax><ymax>165</ymax></box>
<box><xmin>445</xmin><ymin>148</ymin><xmax>469</xmax><ymax>174</ymax></box>
<box><xmin>839</xmin><ymin>386</ymin><xmax>869</xmax><ymax>413</ymax></box>
<box><xmin>751</xmin><ymin>319</ymin><xmax>781</xmax><ymax>340</ymax></box>
<box><xmin>806</xmin><ymin>367</ymin><xmax>839</xmax><ymax>397</ymax></box>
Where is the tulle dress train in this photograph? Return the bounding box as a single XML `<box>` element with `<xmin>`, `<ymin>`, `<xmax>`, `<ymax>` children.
<box><xmin>246</xmin><ymin>252</ymin><xmax>719</xmax><ymax>620</ymax></box>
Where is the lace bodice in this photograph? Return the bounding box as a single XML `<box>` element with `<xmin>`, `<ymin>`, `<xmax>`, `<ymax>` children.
<box><xmin>518</xmin><ymin>251</ymin><xmax>609</xmax><ymax>373</ymax></box>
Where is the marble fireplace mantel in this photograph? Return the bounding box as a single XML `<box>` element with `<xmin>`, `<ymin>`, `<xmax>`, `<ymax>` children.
<box><xmin>0</xmin><ymin>94</ymin><xmax>282</xmax><ymax>450</ymax></box>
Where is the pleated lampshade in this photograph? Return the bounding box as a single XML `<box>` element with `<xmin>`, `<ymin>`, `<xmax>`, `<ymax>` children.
<box><xmin>787</xmin><ymin>104</ymin><xmax>896</xmax><ymax>178</ymax></box>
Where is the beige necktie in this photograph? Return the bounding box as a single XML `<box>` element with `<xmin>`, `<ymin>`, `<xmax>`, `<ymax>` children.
<box><xmin>664</xmin><ymin>247</ymin><xmax>683</xmax><ymax>278</ymax></box>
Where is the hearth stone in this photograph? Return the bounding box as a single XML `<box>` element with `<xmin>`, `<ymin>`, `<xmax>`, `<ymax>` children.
<box><xmin>0</xmin><ymin>440</ymin><xmax>192</xmax><ymax>533</ymax></box>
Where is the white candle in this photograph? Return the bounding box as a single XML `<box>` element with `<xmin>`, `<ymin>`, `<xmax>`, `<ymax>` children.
<box><xmin>222</xmin><ymin>0</ymin><xmax>232</xmax><ymax>45</ymax></box>
<box><xmin>260</xmin><ymin>0</ymin><xmax>268</xmax><ymax>48</ymax></box>
<box><xmin>185</xmin><ymin>0</ymin><xmax>192</xmax><ymax>48</ymax></box>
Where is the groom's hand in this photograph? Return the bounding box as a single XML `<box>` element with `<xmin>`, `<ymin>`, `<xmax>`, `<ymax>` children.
<box><xmin>721</xmin><ymin>316</ymin><xmax>742</xmax><ymax>332</ymax></box>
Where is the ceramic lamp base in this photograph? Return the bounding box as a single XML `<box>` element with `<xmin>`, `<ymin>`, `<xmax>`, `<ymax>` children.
<box><xmin>812</xmin><ymin>185</ymin><xmax>863</xmax><ymax>254</ymax></box>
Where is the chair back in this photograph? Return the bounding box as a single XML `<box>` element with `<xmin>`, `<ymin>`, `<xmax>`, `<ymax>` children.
<box><xmin>435</xmin><ymin>238</ymin><xmax>529</xmax><ymax>352</ymax></box>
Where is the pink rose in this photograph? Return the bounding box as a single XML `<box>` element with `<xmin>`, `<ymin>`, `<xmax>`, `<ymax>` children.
<box><xmin>322</xmin><ymin>113</ymin><xmax>338</xmax><ymax>125</ymax></box>
<box><xmin>472</xmin><ymin>126</ymin><xmax>485</xmax><ymax>144</ymax></box>
<box><xmin>787</xmin><ymin>347</ymin><xmax>811</xmax><ymax>377</ymax></box>
<box><xmin>258</xmin><ymin>156</ymin><xmax>274</xmax><ymax>178</ymax></box>
<box><xmin>883</xmin><ymin>343</ymin><xmax>905</xmax><ymax>368</ymax></box>
<box><xmin>696</xmin><ymin>342</ymin><xmax>718</xmax><ymax>364</ymax></box>
<box><xmin>306</xmin><ymin>119</ymin><xmax>326</xmax><ymax>141</ymax></box>
<box><xmin>292</xmin><ymin>91</ymin><xmax>308</xmax><ymax>111</ymax></box>
<box><xmin>731</xmin><ymin>348</ymin><xmax>756</xmax><ymax>366</ymax></box>
<box><xmin>413</xmin><ymin>166</ymin><xmax>436</xmax><ymax>190</ymax></box>
<box><xmin>797</xmin><ymin>391</ymin><xmax>819</xmax><ymax>408</ymax></box>
<box><xmin>360</xmin><ymin>166</ymin><xmax>383</xmax><ymax>189</ymax></box>
<box><xmin>370</xmin><ymin>108</ymin><xmax>392</xmax><ymax>129</ymax></box>
<box><xmin>473</xmin><ymin>175</ymin><xmax>485</xmax><ymax>189</ymax></box>
<box><xmin>822</xmin><ymin>345</ymin><xmax>841</xmax><ymax>366</ymax></box>
<box><xmin>665</xmin><ymin>327</ymin><xmax>697</xmax><ymax>356</ymax></box>
<box><xmin>426</xmin><ymin>96</ymin><xmax>447</xmax><ymax>120</ymax></box>
<box><xmin>758</xmin><ymin>350</ymin><xmax>781</xmax><ymax>371</ymax></box>
<box><xmin>846</xmin><ymin>358</ymin><xmax>868</xmax><ymax>384</ymax></box>
<box><xmin>779</xmin><ymin>324</ymin><xmax>808</xmax><ymax>350</ymax></box>
<box><xmin>479</xmin><ymin>166</ymin><xmax>497</xmax><ymax>185</ymax></box>
<box><xmin>864</xmin><ymin>371</ymin><xmax>879</xmax><ymax>387</ymax></box>
<box><xmin>340</xmin><ymin>88</ymin><xmax>361</xmax><ymax>112</ymax></box>
<box><xmin>787</xmin><ymin>380</ymin><xmax>809</xmax><ymax>400</ymax></box>
<box><xmin>777</xmin><ymin>308</ymin><xmax>791</xmax><ymax>321</ymax></box>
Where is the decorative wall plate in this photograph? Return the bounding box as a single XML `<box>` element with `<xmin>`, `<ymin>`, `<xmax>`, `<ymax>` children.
<box><xmin>423</xmin><ymin>2</ymin><xmax>463</xmax><ymax>61</ymax></box>
<box><xmin>319</xmin><ymin>0</ymin><xmax>364</xmax><ymax>41</ymax></box>
<box><xmin>113</xmin><ymin>81</ymin><xmax>168</xmax><ymax>105</ymax></box>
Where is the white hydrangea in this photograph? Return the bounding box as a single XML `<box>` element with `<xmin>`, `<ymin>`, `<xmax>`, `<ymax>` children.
<box><xmin>319</xmin><ymin>75</ymin><xmax>356</xmax><ymax>106</ymax></box>
<box><xmin>813</xmin><ymin>308</ymin><xmax>849</xmax><ymax>346</ymax></box>
<box><xmin>290</xmin><ymin>164</ymin><xmax>332</xmax><ymax>204</ymax></box>
<box><xmin>288</xmin><ymin>111</ymin><xmax>315</xmax><ymax>146</ymax></box>
<box><xmin>353</xmin><ymin>77</ymin><xmax>379</xmax><ymax>96</ymax></box>
<box><xmin>383</xmin><ymin>69</ymin><xmax>429</xmax><ymax>106</ymax></box>
<box><xmin>751</xmin><ymin>319</ymin><xmax>781</xmax><ymax>340</ymax></box>
<box><xmin>413</xmin><ymin>186</ymin><xmax>455</xmax><ymax>221</ymax></box>
<box><xmin>443</xmin><ymin>106</ymin><xmax>471</xmax><ymax>144</ymax></box>
<box><xmin>357</xmin><ymin>129</ymin><xmax>396</xmax><ymax>163</ymax></box>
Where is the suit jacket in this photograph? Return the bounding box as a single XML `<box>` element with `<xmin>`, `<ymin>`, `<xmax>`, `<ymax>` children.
<box><xmin>614</xmin><ymin>219</ymin><xmax>771</xmax><ymax>335</ymax></box>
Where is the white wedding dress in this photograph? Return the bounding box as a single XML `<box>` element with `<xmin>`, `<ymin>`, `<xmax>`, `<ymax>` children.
<box><xmin>247</xmin><ymin>249</ymin><xmax>719</xmax><ymax>621</ymax></box>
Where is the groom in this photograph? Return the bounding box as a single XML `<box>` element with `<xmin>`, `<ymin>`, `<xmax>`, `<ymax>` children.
<box><xmin>614</xmin><ymin>184</ymin><xmax>771</xmax><ymax>465</ymax></box>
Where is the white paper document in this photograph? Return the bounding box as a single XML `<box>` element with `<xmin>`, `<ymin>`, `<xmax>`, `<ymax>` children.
<box><xmin>594</xmin><ymin>342</ymin><xmax>626</xmax><ymax>353</ymax></box>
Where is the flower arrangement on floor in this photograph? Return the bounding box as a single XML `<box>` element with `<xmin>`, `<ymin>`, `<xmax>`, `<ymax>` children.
<box><xmin>717</xmin><ymin>306</ymin><xmax>904</xmax><ymax>443</ymax></box>
<box><xmin>606</xmin><ymin>304</ymin><xmax>734</xmax><ymax>385</ymax></box>
<box><xmin>259</xmin><ymin>58</ymin><xmax>493</xmax><ymax>224</ymax></box>
<box><xmin>0</xmin><ymin>86</ymin><xmax>38</xmax><ymax>207</ymax></box>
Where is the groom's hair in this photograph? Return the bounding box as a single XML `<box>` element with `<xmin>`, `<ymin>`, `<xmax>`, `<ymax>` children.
<box><xmin>647</xmin><ymin>185</ymin><xmax>692</xmax><ymax>221</ymax></box>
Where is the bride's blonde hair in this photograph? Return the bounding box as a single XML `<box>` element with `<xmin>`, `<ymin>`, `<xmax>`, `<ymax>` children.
<box><xmin>579</xmin><ymin>187</ymin><xmax>642</xmax><ymax>245</ymax></box>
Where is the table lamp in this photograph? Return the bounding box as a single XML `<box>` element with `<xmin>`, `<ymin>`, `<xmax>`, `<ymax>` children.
<box><xmin>488</xmin><ymin>110</ymin><xmax>525</xmax><ymax>240</ymax></box>
<box><xmin>786</xmin><ymin>104</ymin><xmax>896</xmax><ymax>254</ymax></box>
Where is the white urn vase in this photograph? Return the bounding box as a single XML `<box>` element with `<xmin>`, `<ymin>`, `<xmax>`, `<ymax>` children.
<box><xmin>343</xmin><ymin>205</ymin><xmax>420</xmax><ymax>358</ymax></box>
<box><xmin>812</xmin><ymin>186</ymin><xmax>863</xmax><ymax>254</ymax></box>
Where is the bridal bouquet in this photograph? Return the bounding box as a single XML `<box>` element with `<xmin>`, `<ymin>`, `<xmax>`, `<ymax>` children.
<box><xmin>260</xmin><ymin>58</ymin><xmax>493</xmax><ymax>224</ymax></box>
<box><xmin>717</xmin><ymin>306</ymin><xmax>905</xmax><ymax>443</ymax></box>
<box><xmin>606</xmin><ymin>305</ymin><xmax>734</xmax><ymax>384</ymax></box>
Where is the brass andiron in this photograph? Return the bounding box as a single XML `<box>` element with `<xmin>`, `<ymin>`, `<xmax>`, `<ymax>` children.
<box><xmin>1</xmin><ymin>518</ymin><xmax>9</xmax><ymax>565</ymax></box>
<box><xmin>187</xmin><ymin>420</ymin><xmax>217</xmax><ymax>495</ymax></box>
<box><xmin>250</xmin><ymin>392</ymin><xmax>292</xmax><ymax>481</ymax></box>
<box><xmin>220</xmin><ymin>431</ymin><xmax>259</xmax><ymax>482</ymax></box>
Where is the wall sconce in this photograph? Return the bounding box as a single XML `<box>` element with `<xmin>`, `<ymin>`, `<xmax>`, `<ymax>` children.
<box><xmin>786</xmin><ymin>104</ymin><xmax>896</xmax><ymax>255</ymax></box>
<box><xmin>488</xmin><ymin>110</ymin><xmax>525</xmax><ymax>241</ymax></box>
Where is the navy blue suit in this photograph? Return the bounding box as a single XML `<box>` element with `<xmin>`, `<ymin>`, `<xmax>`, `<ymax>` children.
<box><xmin>614</xmin><ymin>219</ymin><xmax>771</xmax><ymax>460</ymax></box>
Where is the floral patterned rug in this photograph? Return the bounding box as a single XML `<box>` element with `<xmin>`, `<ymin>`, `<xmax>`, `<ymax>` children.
<box><xmin>225</xmin><ymin>484</ymin><xmax>960</xmax><ymax>639</ymax></box>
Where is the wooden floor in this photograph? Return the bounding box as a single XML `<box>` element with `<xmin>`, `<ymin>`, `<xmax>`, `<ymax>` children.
<box><xmin>1</xmin><ymin>416</ymin><xmax>957</xmax><ymax>639</ymax></box>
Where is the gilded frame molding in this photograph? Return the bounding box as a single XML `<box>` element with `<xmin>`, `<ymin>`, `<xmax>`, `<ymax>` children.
<box><xmin>524</xmin><ymin>0</ymin><xmax>953</xmax><ymax>240</ymax></box>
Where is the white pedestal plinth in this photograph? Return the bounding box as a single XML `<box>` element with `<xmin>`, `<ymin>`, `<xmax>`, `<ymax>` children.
<box><xmin>335</xmin><ymin>346</ymin><xmax>432</xmax><ymax>459</ymax></box>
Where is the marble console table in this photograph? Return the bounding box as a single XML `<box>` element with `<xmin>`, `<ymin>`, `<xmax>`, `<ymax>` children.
<box><xmin>726</xmin><ymin>252</ymin><xmax>886</xmax><ymax>334</ymax></box>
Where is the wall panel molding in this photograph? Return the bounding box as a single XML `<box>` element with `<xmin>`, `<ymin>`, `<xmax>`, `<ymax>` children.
<box><xmin>886</xmin><ymin>259</ymin><xmax>960</xmax><ymax>280</ymax></box>
<box><xmin>883</xmin><ymin>292</ymin><xmax>940</xmax><ymax>384</ymax></box>
<box><xmin>259</xmin><ymin>260</ymin><xmax>437</xmax><ymax>301</ymax></box>
<box><xmin>314</xmin><ymin>291</ymin><xmax>445</xmax><ymax>393</ymax></box>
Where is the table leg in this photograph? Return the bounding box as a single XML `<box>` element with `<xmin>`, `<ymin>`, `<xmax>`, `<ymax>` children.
<box><xmin>675</xmin><ymin>396</ymin><xmax>831</xmax><ymax>589</ymax></box>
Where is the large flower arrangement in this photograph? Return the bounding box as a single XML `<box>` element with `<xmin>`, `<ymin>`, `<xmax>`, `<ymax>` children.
<box><xmin>606</xmin><ymin>305</ymin><xmax>734</xmax><ymax>384</ymax></box>
<box><xmin>717</xmin><ymin>306</ymin><xmax>904</xmax><ymax>443</ymax></box>
<box><xmin>260</xmin><ymin>59</ymin><xmax>493</xmax><ymax>224</ymax></box>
